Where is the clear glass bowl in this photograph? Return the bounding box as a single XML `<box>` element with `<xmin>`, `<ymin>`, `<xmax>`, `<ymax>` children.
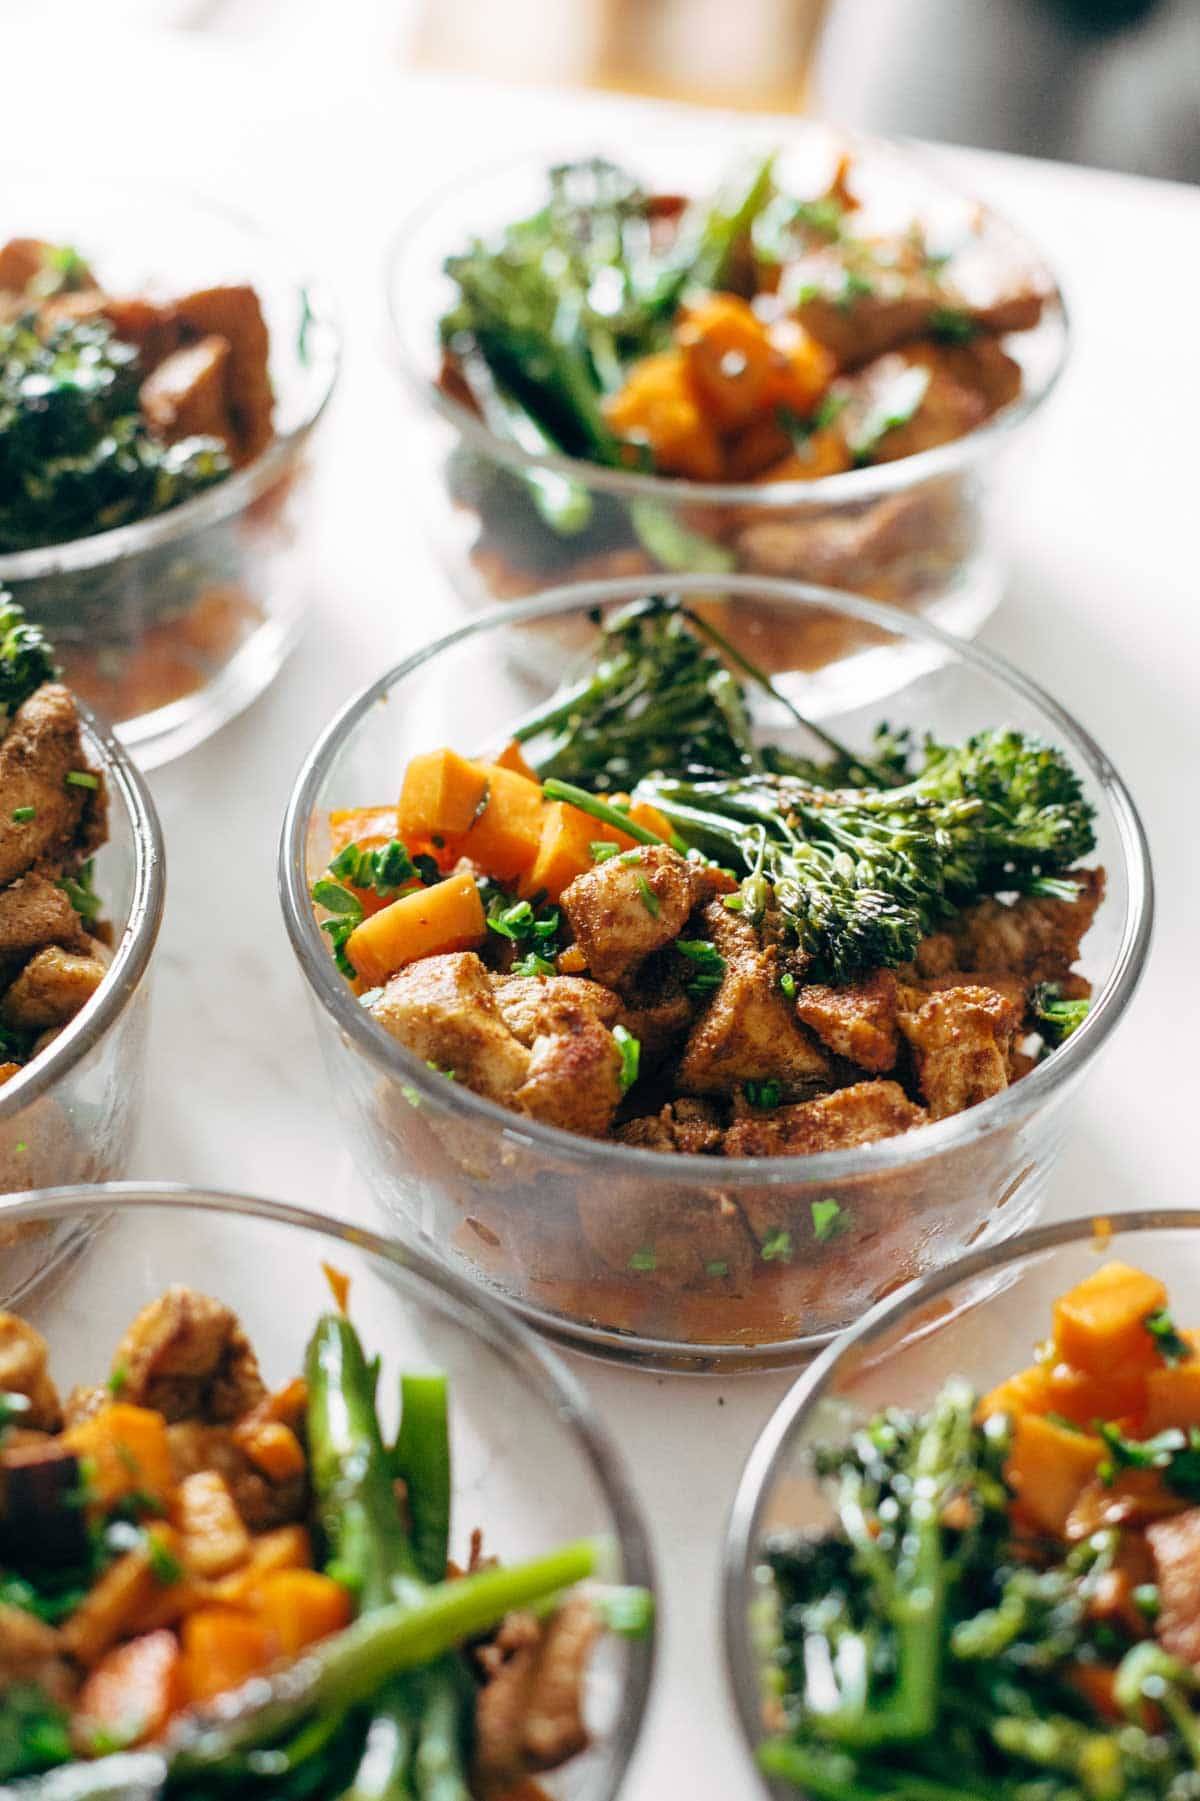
<box><xmin>279</xmin><ymin>575</ymin><xmax>1150</xmax><ymax>1373</ymax></box>
<box><xmin>722</xmin><ymin>1212</ymin><xmax>1199</xmax><ymax>1799</ymax></box>
<box><xmin>386</xmin><ymin>131</ymin><xmax>1067</xmax><ymax>694</ymax></box>
<box><xmin>0</xmin><ymin>706</ymin><xmax>164</xmax><ymax>1294</ymax></box>
<box><xmin>1</xmin><ymin>1183</ymin><xmax>654</xmax><ymax>1801</ymax></box>
<box><xmin>0</xmin><ymin>178</ymin><xmax>340</xmax><ymax>767</ymax></box>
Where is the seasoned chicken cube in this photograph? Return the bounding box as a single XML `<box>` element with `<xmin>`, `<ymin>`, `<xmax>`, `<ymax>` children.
<box><xmin>616</xmin><ymin>1097</ymin><xmax>725</xmax><ymax>1156</ymax></box>
<box><xmin>370</xmin><ymin>952</ymin><xmax>531</xmax><ymax>1105</ymax></box>
<box><xmin>794</xmin><ymin>970</ymin><xmax>899</xmax><ymax>1073</ymax></box>
<box><xmin>493</xmin><ymin>973</ymin><xmax>619</xmax><ymax>1044</ymax></box>
<box><xmin>561</xmin><ymin>845</ymin><xmax>698</xmax><ymax>987</ymax></box>
<box><xmin>613</xmin><ymin>959</ymin><xmax>694</xmax><ymax>1069</ymax></box>
<box><xmin>0</xmin><ymin>1313</ymin><xmax>61</xmax><ymax>1430</ymax></box>
<box><xmin>0</xmin><ymin>943</ymin><xmax>107</xmax><ymax>1030</ymax></box>
<box><xmin>0</xmin><ymin>683</ymin><xmax>104</xmax><ymax>888</ymax></box>
<box><xmin>474</xmin><ymin>1596</ymin><xmax>599</xmax><ymax>1784</ymax></box>
<box><xmin>140</xmin><ymin>335</ymin><xmax>234</xmax><ymax>448</ymax></box>
<box><xmin>898</xmin><ymin>982</ymin><xmax>1020</xmax><ymax>1120</ymax></box>
<box><xmin>0</xmin><ymin>238</ymin><xmax>52</xmax><ymax>296</ymax></box>
<box><xmin>724</xmin><ymin>1080</ymin><xmax>926</xmax><ymax>1157</ymax></box>
<box><xmin>839</xmin><ymin>347</ymin><xmax>988</xmax><ymax>465</ymax></box>
<box><xmin>513</xmin><ymin>1009</ymin><xmax>623</xmax><ymax>1139</ymax></box>
<box><xmin>172</xmin><ymin>285</ymin><xmax>273</xmax><ymax>461</ymax></box>
<box><xmin>113</xmin><ymin>1286</ymin><xmax>266</xmax><ymax>1423</ymax></box>
<box><xmin>0</xmin><ymin>1600</ymin><xmax>71</xmax><ymax>1705</ymax></box>
<box><xmin>167</xmin><ymin>1420</ymin><xmax>306</xmax><ymax>1530</ymax></box>
<box><xmin>677</xmin><ymin>904</ymin><xmax>830</xmax><ymax>1097</ymax></box>
<box><xmin>915</xmin><ymin>868</ymin><xmax>1105</xmax><ymax>986</ymax></box>
<box><xmin>1148</xmin><ymin>1510</ymin><xmax>1200</xmax><ymax>1669</ymax></box>
<box><xmin>576</xmin><ymin>1173</ymin><xmax>755</xmax><ymax>1288</ymax></box>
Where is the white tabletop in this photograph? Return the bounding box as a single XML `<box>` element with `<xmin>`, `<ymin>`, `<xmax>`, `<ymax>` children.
<box><xmin>8</xmin><ymin>28</ymin><xmax>1200</xmax><ymax>1799</ymax></box>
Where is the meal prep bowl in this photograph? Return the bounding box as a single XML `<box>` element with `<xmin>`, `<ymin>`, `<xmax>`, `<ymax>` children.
<box><xmin>722</xmin><ymin>1212</ymin><xmax>1199</xmax><ymax>1797</ymax></box>
<box><xmin>0</xmin><ymin>710</ymin><xmax>163</xmax><ymax>1297</ymax></box>
<box><xmin>0</xmin><ymin>1183</ymin><xmax>655</xmax><ymax>1801</ymax></box>
<box><xmin>280</xmin><ymin>574</ymin><xmax>1150</xmax><ymax>1373</ymax></box>
<box><xmin>0</xmin><ymin>177</ymin><xmax>339</xmax><ymax>767</ymax></box>
<box><xmin>387</xmin><ymin>132</ymin><xmax>1067</xmax><ymax>685</ymax></box>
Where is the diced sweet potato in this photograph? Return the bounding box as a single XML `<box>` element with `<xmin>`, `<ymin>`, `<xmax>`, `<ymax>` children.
<box><xmin>522</xmin><ymin>802</ymin><xmax>635</xmax><ymax>904</ymax></box>
<box><xmin>61</xmin><ymin>1542</ymin><xmax>166</xmax><ymax>1664</ymax></box>
<box><xmin>329</xmin><ymin>807</ymin><xmax>398</xmax><ymax>856</ymax></box>
<box><xmin>494</xmin><ymin>740</ymin><xmax>538</xmax><ymax>781</ymax></box>
<box><xmin>347</xmin><ymin>870</ymin><xmax>487</xmax><ymax>987</ymax></box>
<box><xmin>1005</xmin><ymin>1414</ymin><xmax>1103</xmax><ymax>1538</ymax></box>
<box><xmin>234</xmin><ymin>1421</ymin><xmax>306</xmax><ymax>1483</ymax></box>
<box><xmin>457</xmin><ymin>764</ymin><xmax>548</xmax><ymax>884</ymax></box>
<box><xmin>1053</xmin><ymin>1262</ymin><xmax>1167</xmax><ymax>1387</ymax></box>
<box><xmin>678</xmin><ymin>293</ymin><xmax>776</xmax><ymax>430</ymax></box>
<box><xmin>180</xmin><ymin>1608</ymin><xmax>277</xmax><ymax>1703</ymax></box>
<box><xmin>245</xmin><ymin>1569</ymin><xmax>352</xmax><ymax>1657</ymax></box>
<box><xmin>140</xmin><ymin>336</ymin><xmax>234</xmax><ymax>447</ymax></box>
<box><xmin>977</xmin><ymin>1363</ymin><xmax>1051</xmax><ymax>1423</ymax></box>
<box><xmin>398</xmin><ymin>750</ymin><xmax>489</xmax><ymax>841</ymax></box>
<box><xmin>604</xmin><ymin>349</ymin><xmax>724</xmax><ymax>481</ymax></box>
<box><xmin>64</xmin><ymin>1404</ymin><xmax>174</xmax><ymax>1512</ymax></box>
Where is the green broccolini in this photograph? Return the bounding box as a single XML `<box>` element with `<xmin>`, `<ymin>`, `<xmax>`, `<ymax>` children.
<box><xmin>0</xmin><ymin>313</ymin><xmax>230</xmax><ymax>553</ymax></box>
<box><xmin>0</xmin><ymin>590</ymin><xmax>58</xmax><ymax>719</ymax></box>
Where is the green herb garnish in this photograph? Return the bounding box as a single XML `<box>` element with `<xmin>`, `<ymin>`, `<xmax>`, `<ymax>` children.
<box><xmin>613</xmin><ymin>1024</ymin><xmax>640</xmax><ymax>1095</ymax></box>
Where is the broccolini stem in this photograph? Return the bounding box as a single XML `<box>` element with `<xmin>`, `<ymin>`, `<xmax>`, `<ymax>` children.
<box><xmin>541</xmin><ymin>777</ymin><xmax>688</xmax><ymax>853</ymax></box>
<box><xmin>394</xmin><ymin>1375</ymin><xmax>453</xmax><ymax>1589</ymax></box>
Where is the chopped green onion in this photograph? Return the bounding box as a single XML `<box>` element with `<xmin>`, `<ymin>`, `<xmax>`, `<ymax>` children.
<box><xmin>761</xmin><ymin>1229</ymin><xmax>792</xmax><ymax>1263</ymax></box>
<box><xmin>745</xmin><ymin>1078</ymin><xmax>782</xmax><ymax>1110</ymax></box>
<box><xmin>10</xmin><ymin>805</ymin><xmax>34</xmax><ymax>823</ymax></box>
<box><xmin>613</xmin><ymin>1024</ymin><xmax>640</xmax><ymax>1094</ymax></box>
<box><xmin>779</xmin><ymin>971</ymin><xmax>797</xmax><ymax>1000</ymax></box>
<box><xmin>811</xmin><ymin>1198</ymin><xmax>850</xmax><ymax>1242</ymax></box>
<box><xmin>629</xmin><ymin>1247</ymin><xmax>656</xmax><ymax>1272</ymax></box>
<box><xmin>636</xmin><ymin>875</ymin><xmax>660</xmax><ymax>918</ymax></box>
<box><xmin>64</xmin><ymin>770</ymin><xmax>99</xmax><ymax>789</ymax></box>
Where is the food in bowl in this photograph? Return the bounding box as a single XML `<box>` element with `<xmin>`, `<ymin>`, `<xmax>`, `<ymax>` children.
<box><xmin>0</xmin><ymin>234</ymin><xmax>271</xmax><ymax>553</ymax></box>
<box><xmin>755</xmin><ymin>1259</ymin><xmax>1200</xmax><ymax>1797</ymax></box>
<box><xmin>311</xmin><ymin>598</ymin><xmax>1102</xmax><ymax>1160</ymax></box>
<box><xmin>0</xmin><ymin>1279</ymin><xmax>646</xmax><ymax>1789</ymax></box>
<box><xmin>0</xmin><ymin>595</ymin><xmax>113</xmax><ymax>1086</ymax></box>
<box><xmin>434</xmin><ymin>151</ymin><xmax>1053</xmax><ymax>609</ymax></box>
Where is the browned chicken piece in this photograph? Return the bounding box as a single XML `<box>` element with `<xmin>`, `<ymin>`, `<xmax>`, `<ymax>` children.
<box><xmin>475</xmin><ymin>1596</ymin><xmax>599</xmax><ymax>1786</ymax></box>
<box><xmin>113</xmin><ymin>1286</ymin><xmax>266</xmax><ymax>1424</ymax></box>
<box><xmin>493</xmin><ymin>973</ymin><xmax>619</xmax><ymax>1044</ymax></box>
<box><xmin>0</xmin><ymin>1313</ymin><xmax>61</xmax><ymax>1430</ymax></box>
<box><xmin>0</xmin><ymin>944</ymin><xmax>107</xmax><ymax>1030</ymax></box>
<box><xmin>140</xmin><ymin>336</ymin><xmax>235</xmax><ymax>448</ymax></box>
<box><xmin>910</xmin><ymin>335</ymin><xmax>1024</xmax><ymax>415</ymax></box>
<box><xmin>915</xmin><ymin>868</ymin><xmax>1106</xmax><ymax>986</ymax></box>
<box><xmin>735</xmin><ymin>481</ymin><xmax>961</xmax><ymax>589</ymax></box>
<box><xmin>616</xmin><ymin>1097</ymin><xmax>725</xmax><ymax>1156</ymax></box>
<box><xmin>613</xmin><ymin>963</ymin><xmax>694</xmax><ymax>1069</ymax></box>
<box><xmin>0</xmin><ymin>683</ymin><xmax>102</xmax><ymax>887</ymax></box>
<box><xmin>166</xmin><ymin>1420</ymin><xmax>306</xmax><ymax>1531</ymax></box>
<box><xmin>1148</xmin><ymin>1509</ymin><xmax>1200</xmax><ymax>1668</ymax></box>
<box><xmin>62</xmin><ymin>1384</ymin><xmax>107</xmax><ymax>1429</ymax></box>
<box><xmin>561</xmin><ymin>845</ymin><xmax>698</xmax><ymax>987</ymax></box>
<box><xmin>0</xmin><ymin>874</ymin><xmax>90</xmax><ymax>968</ymax></box>
<box><xmin>370</xmin><ymin>953</ymin><xmax>531</xmax><ymax>1106</ymax></box>
<box><xmin>0</xmin><ymin>1601</ymin><xmax>73</xmax><ymax>1705</ymax></box>
<box><xmin>677</xmin><ymin>903</ymin><xmax>830</xmax><ymax>1098</ymax></box>
<box><xmin>0</xmin><ymin>238</ymin><xmax>60</xmax><ymax>299</ymax></box>
<box><xmin>836</xmin><ymin>348</ymin><xmax>989</xmax><ymax>466</ymax></box>
<box><xmin>725</xmin><ymin>1080</ymin><xmax>926</xmax><ymax>1157</ymax></box>
<box><xmin>577</xmin><ymin>1176</ymin><xmax>756</xmax><ymax>1286</ymax></box>
<box><xmin>172</xmin><ymin>285</ymin><xmax>273</xmax><ymax>462</ymax></box>
<box><xmin>794</xmin><ymin>970</ymin><xmax>899</xmax><ymax>1073</ymax></box>
<box><xmin>513</xmin><ymin>1008</ymin><xmax>623</xmax><ymax>1139</ymax></box>
<box><xmin>897</xmin><ymin>982</ymin><xmax>1020</xmax><ymax>1120</ymax></box>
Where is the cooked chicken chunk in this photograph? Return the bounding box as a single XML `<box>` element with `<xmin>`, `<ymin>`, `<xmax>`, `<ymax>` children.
<box><xmin>0</xmin><ymin>237</ymin><xmax>53</xmax><ymax>296</ymax></box>
<box><xmin>561</xmin><ymin>845</ymin><xmax>698</xmax><ymax>986</ymax></box>
<box><xmin>0</xmin><ymin>1313</ymin><xmax>61</xmax><ymax>1430</ymax></box>
<box><xmin>0</xmin><ymin>872</ymin><xmax>88</xmax><ymax>970</ymax></box>
<box><xmin>172</xmin><ymin>285</ymin><xmax>273</xmax><ymax>461</ymax></box>
<box><xmin>616</xmin><ymin>1097</ymin><xmax>725</xmax><ymax>1156</ymax></box>
<box><xmin>577</xmin><ymin>1176</ymin><xmax>755</xmax><ymax>1287</ymax></box>
<box><xmin>166</xmin><ymin>1421</ymin><xmax>306</xmax><ymax>1531</ymax></box>
<box><xmin>513</xmin><ymin>1007</ymin><xmax>623</xmax><ymax>1139</ymax></box>
<box><xmin>1149</xmin><ymin>1510</ymin><xmax>1200</xmax><ymax>1669</ymax></box>
<box><xmin>794</xmin><ymin>970</ymin><xmax>899</xmax><ymax>1073</ymax></box>
<box><xmin>898</xmin><ymin>983</ymin><xmax>1019</xmax><ymax>1119</ymax></box>
<box><xmin>113</xmin><ymin>1286</ymin><xmax>266</xmax><ymax>1423</ymax></box>
<box><xmin>475</xmin><ymin>1595</ymin><xmax>600</xmax><ymax>1784</ymax></box>
<box><xmin>140</xmin><ymin>335</ymin><xmax>234</xmax><ymax>447</ymax></box>
<box><xmin>0</xmin><ymin>1601</ymin><xmax>72</xmax><ymax>1705</ymax></box>
<box><xmin>677</xmin><ymin>904</ymin><xmax>830</xmax><ymax>1097</ymax></box>
<box><xmin>0</xmin><ymin>683</ymin><xmax>103</xmax><ymax>887</ymax></box>
<box><xmin>493</xmin><ymin>973</ymin><xmax>619</xmax><ymax>1044</ymax></box>
<box><xmin>724</xmin><ymin>1080</ymin><xmax>926</xmax><ymax>1157</ymax></box>
<box><xmin>0</xmin><ymin>943</ymin><xmax>107</xmax><ymax>1030</ymax></box>
<box><xmin>915</xmin><ymin>868</ymin><xmax>1105</xmax><ymax>987</ymax></box>
<box><xmin>371</xmin><ymin>953</ymin><xmax>531</xmax><ymax>1106</ymax></box>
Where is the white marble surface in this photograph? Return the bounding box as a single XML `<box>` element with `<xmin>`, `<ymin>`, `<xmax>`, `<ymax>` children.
<box><xmin>8</xmin><ymin>29</ymin><xmax>1200</xmax><ymax>1798</ymax></box>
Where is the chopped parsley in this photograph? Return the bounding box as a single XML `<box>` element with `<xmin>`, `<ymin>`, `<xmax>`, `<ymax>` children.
<box><xmin>676</xmin><ymin>938</ymin><xmax>726</xmax><ymax>997</ymax></box>
<box><xmin>761</xmin><ymin>1228</ymin><xmax>793</xmax><ymax>1263</ymax></box>
<box><xmin>929</xmin><ymin>306</ymin><xmax>977</xmax><ymax>343</ymax></box>
<box><xmin>106</xmin><ymin>1363</ymin><xmax>129</xmax><ymax>1398</ymax></box>
<box><xmin>1031</xmin><ymin>981</ymin><xmax>1091</xmax><ymax>1047</ymax></box>
<box><xmin>512</xmin><ymin>951</ymin><xmax>556</xmax><ymax>978</ymax></box>
<box><xmin>64</xmin><ymin>770</ymin><xmax>99</xmax><ymax>790</ymax></box>
<box><xmin>58</xmin><ymin>858</ymin><xmax>102</xmax><ymax>924</ymax></box>
<box><xmin>628</xmin><ymin>1247</ymin><xmax>657</xmax><ymax>1273</ymax></box>
<box><xmin>837</xmin><ymin>267</ymin><xmax>875</xmax><ymax>311</ymax></box>
<box><xmin>635</xmin><ymin>874</ymin><xmax>660</xmax><ymax>918</ymax></box>
<box><xmin>329</xmin><ymin>837</ymin><xmax>420</xmax><ymax>899</ymax></box>
<box><xmin>744</xmin><ymin>1078</ymin><xmax>782</xmax><ymax>1110</ymax></box>
<box><xmin>613</xmin><ymin>1024</ymin><xmax>640</xmax><ymax>1094</ymax></box>
<box><xmin>10</xmin><ymin>806</ymin><xmax>34</xmax><ymax>823</ymax></box>
<box><xmin>1146</xmin><ymin>1309</ymin><xmax>1192</xmax><ymax>1366</ymax></box>
<box><xmin>311</xmin><ymin>877</ymin><xmax>365</xmax><ymax>979</ymax></box>
<box><xmin>1097</xmin><ymin>1423</ymin><xmax>1200</xmax><ymax>1497</ymax></box>
<box><xmin>811</xmin><ymin>1197</ymin><xmax>850</xmax><ymax>1242</ymax></box>
<box><xmin>779</xmin><ymin>971</ymin><xmax>797</xmax><ymax>1000</ymax></box>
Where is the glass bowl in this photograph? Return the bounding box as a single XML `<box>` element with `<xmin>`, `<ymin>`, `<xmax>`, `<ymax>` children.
<box><xmin>722</xmin><ymin>1212</ymin><xmax>1200</xmax><ymax>1799</ymax></box>
<box><xmin>0</xmin><ymin>177</ymin><xmax>340</xmax><ymax>767</ymax></box>
<box><xmin>0</xmin><ymin>705</ymin><xmax>164</xmax><ymax>1295</ymax></box>
<box><xmin>386</xmin><ymin>131</ymin><xmax>1067</xmax><ymax>690</ymax></box>
<box><xmin>0</xmin><ymin>1183</ymin><xmax>655</xmax><ymax>1801</ymax></box>
<box><xmin>279</xmin><ymin>574</ymin><xmax>1150</xmax><ymax>1373</ymax></box>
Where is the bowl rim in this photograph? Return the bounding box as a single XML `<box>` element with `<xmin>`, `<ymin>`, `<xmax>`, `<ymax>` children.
<box><xmin>384</xmin><ymin>129</ymin><xmax>1070</xmax><ymax>510</ymax></box>
<box><xmin>0</xmin><ymin>698</ymin><xmax>165</xmax><ymax>1121</ymax></box>
<box><xmin>1</xmin><ymin>1180</ymin><xmax>657</xmax><ymax>1793</ymax></box>
<box><xmin>720</xmin><ymin>1207</ymin><xmax>1196</xmax><ymax>1792</ymax></box>
<box><xmin>0</xmin><ymin>178</ymin><xmax>341</xmax><ymax>581</ymax></box>
<box><xmin>279</xmin><ymin>571</ymin><xmax>1153</xmax><ymax>1189</ymax></box>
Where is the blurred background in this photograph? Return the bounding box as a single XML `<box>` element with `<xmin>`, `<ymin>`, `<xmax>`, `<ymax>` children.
<box><xmin>56</xmin><ymin>0</ymin><xmax>1197</xmax><ymax>181</ymax></box>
